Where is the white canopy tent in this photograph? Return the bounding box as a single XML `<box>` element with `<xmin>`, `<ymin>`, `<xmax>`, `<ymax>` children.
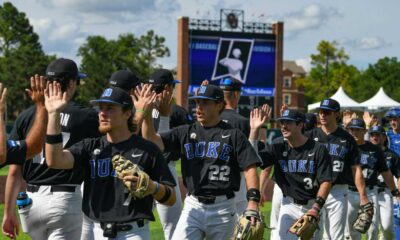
<box><xmin>308</xmin><ymin>86</ymin><xmax>360</xmax><ymax>111</ymax></box>
<box><xmin>359</xmin><ymin>87</ymin><xmax>400</xmax><ymax>111</ymax></box>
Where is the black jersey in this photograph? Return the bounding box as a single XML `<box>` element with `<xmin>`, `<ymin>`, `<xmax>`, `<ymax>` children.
<box><xmin>9</xmin><ymin>102</ymin><xmax>100</xmax><ymax>185</ymax></box>
<box><xmin>378</xmin><ymin>148</ymin><xmax>400</xmax><ymax>188</ymax></box>
<box><xmin>159</xmin><ymin>121</ymin><xmax>261</xmax><ymax>195</ymax></box>
<box><xmin>0</xmin><ymin>140</ymin><xmax>27</xmax><ymax>169</ymax></box>
<box><xmin>152</xmin><ymin>104</ymin><xmax>194</xmax><ymax>163</ymax></box>
<box><xmin>220</xmin><ymin>109</ymin><xmax>250</xmax><ymax>137</ymax></box>
<box><xmin>68</xmin><ymin>134</ymin><xmax>176</xmax><ymax>222</ymax></box>
<box><xmin>259</xmin><ymin>137</ymin><xmax>332</xmax><ymax>202</ymax></box>
<box><xmin>305</xmin><ymin>127</ymin><xmax>359</xmax><ymax>185</ymax></box>
<box><xmin>352</xmin><ymin>141</ymin><xmax>388</xmax><ymax>187</ymax></box>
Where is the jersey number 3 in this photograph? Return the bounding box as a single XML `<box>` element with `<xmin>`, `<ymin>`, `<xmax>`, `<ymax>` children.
<box><xmin>208</xmin><ymin>165</ymin><xmax>230</xmax><ymax>182</ymax></box>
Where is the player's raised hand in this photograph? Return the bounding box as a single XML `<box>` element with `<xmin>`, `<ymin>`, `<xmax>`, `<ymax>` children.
<box><xmin>342</xmin><ymin>109</ymin><xmax>353</xmax><ymax>127</ymax></box>
<box><xmin>156</xmin><ymin>88</ymin><xmax>173</xmax><ymax>117</ymax></box>
<box><xmin>250</xmin><ymin>107</ymin><xmax>268</xmax><ymax>130</ymax></box>
<box><xmin>0</xmin><ymin>83</ymin><xmax>7</xmax><ymax>116</ymax></box>
<box><xmin>25</xmin><ymin>75</ymin><xmax>46</xmax><ymax>105</ymax></box>
<box><xmin>133</xmin><ymin>84</ymin><xmax>157</xmax><ymax>115</ymax></box>
<box><xmin>44</xmin><ymin>81</ymin><xmax>68</xmax><ymax>114</ymax></box>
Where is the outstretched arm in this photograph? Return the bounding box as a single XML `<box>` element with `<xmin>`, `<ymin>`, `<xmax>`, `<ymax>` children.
<box><xmin>44</xmin><ymin>81</ymin><xmax>75</xmax><ymax>169</ymax></box>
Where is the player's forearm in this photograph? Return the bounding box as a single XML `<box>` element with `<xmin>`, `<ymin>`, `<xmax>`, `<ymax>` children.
<box><xmin>249</xmin><ymin>127</ymin><xmax>260</xmax><ymax>141</ymax></box>
<box><xmin>142</xmin><ymin>113</ymin><xmax>165</xmax><ymax>152</ymax></box>
<box><xmin>133</xmin><ymin>111</ymin><xmax>146</xmax><ymax>134</ymax></box>
<box><xmin>244</xmin><ymin>165</ymin><xmax>259</xmax><ymax>190</ymax></box>
<box><xmin>316</xmin><ymin>181</ymin><xmax>331</xmax><ymax>200</ymax></box>
<box><xmin>353</xmin><ymin>165</ymin><xmax>369</xmax><ymax>204</ymax></box>
<box><xmin>381</xmin><ymin>170</ymin><xmax>397</xmax><ymax>191</ymax></box>
<box><xmin>4</xmin><ymin>165</ymin><xmax>23</xmax><ymax>215</ymax></box>
<box><xmin>25</xmin><ymin>104</ymin><xmax>47</xmax><ymax>159</ymax></box>
<box><xmin>153</xmin><ymin>183</ymin><xmax>176</xmax><ymax>206</ymax></box>
<box><xmin>0</xmin><ymin>114</ymin><xmax>6</xmax><ymax>164</ymax></box>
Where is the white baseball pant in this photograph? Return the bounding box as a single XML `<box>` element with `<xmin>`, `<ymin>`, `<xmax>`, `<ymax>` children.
<box><xmin>171</xmin><ymin>194</ymin><xmax>237</xmax><ymax>240</ymax></box>
<box><xmin>377</xmin><ymin>187</ymin><xmax>394</xmax><ymax>240</ymax></box>
<box><xmin>155</xmin><ymin>161</ymin><xmax>183</xmax><ymax>240</ymax></box>
<box><xmin>270</xmin><ymin>183</ymin><xmax>282</xmax><ymax>240</ymax></box>
<box><xmin>20</xmin><ymin>185</ymin><xmax>82</xmax><ymax>240</ymax></box>
<box><xmin>345</xmin><ymin>186</ymin><xmax>378</xmax><ymax>240</ymax></box>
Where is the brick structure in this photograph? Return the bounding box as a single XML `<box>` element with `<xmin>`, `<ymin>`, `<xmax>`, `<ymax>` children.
<box><xmin>282</xmin><ymin>61</ymin><xmax>306</xmax><ymax>111</ymax></box>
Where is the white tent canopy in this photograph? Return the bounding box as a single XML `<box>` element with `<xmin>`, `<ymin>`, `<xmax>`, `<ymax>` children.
<box><xmin>308</xmin><ymin>86</ymin><xmax>360</xmax><ymax>111</ymax></box>
<box><xmin>359</xmin><ymin>87</ymin><xmax>400</xmax><ymax>110</ymax></box>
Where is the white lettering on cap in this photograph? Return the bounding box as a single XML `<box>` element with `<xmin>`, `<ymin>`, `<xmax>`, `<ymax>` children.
<box><xmin>102</xmin><ymin>88</ymin><xmax>113</xmax><ymax>97</ymax></box>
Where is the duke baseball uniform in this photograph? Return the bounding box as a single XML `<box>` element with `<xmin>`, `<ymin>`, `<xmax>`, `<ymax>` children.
<box><xmin>9</xmin><ymin>102</ymin><xmax>100</xmax><ymax>240</ymax></box>
<box><xmin>305</xmin><ymin>127</ymin><xmax>359</xmax><ymax>240</ymax></box>
<box><xmin>159</xmin><ymin>121</ymin><xmax>261</xmax><ymax>240</ymax></box>
<box><xmin>258</xmin><ymin>137</ymin><xmax>332</xmax><ymax>239</ymax></box>
<box><xmin>69</xmin><ymin>134</ymin><xmax>176</xmax><ymax>240</ymax></box>
<box><xmin>388</xmin><ymin>128</ymin><xmax>400</xmax><ymax>156</ymax></box>
<box><xmin>345</xmin><ymin>141</ymin><xmax>388</xmax><ymax>240</ymax></box>
<box><xmin>0</xmin><ymin>140</ymin><xmax>27</xmax><ymax>168</ymax></box>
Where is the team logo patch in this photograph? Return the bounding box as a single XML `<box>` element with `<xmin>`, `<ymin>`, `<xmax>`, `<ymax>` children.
<box><xmin>314</xmin><ymin>137</ymin><xmax>319</xmax><ymax>142</ymax></box>
<box><xmin>198</xmin><ymin>86</ymin><xmax>207</xmax><ymax>94</ymax></box>
<box><xmin>322</xmin><ymin>100</ymin><xmax>330</xmax><ymax>106</ymax></box>
<box><xmin>93</xmin><ymin>148</ymin><xmax>101</xmax><ymax>155</ymax></box>
<box><xmin>283</xmin><ymin>151</ymin><xmax>288</xmax><ymax>157</ymax></box>
<box><xmin>282</xmin><ymin>110</ymin><xmax>290</xmax><ymax>117</ymax></box>
<box><xmin>190</xmin><ymin>133</ymin><xmax>197</xmax><ymax>139</ymax></box>
<box><xmin>102</xmin><ymin>88</ymin><xmax>113</xmax><ymax>97</ymax></box>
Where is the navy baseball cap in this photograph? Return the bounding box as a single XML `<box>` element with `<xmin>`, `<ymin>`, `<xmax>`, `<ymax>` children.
<box><xmin>148</xmin><ymin>69</ymin><xmax>180</xmax><ymax>85</ymax></box>
<box><xmin>219</xmin><ymin>78</ymin><xmax>242</xmax><ymax>91</ymax></box>
<box><xmin>189</xmin><ymin>85</ymin><xmax>224</xmax><ymax>101</ymax></box>
<box><xmin>109</xmin><ymin>70</ymin><xmax>139</xmax><ymax>92</ymax></box>
<box><xmin>385</xmin><ymin>107</ymin><xmax>400</xmax><ymax>118</ymax></box>
<box><xmin>46</xmin><ymin>58</ymin><xmax>86</xmax><ymax>80</ymax></box>
<box><xmin>277</xmin><ymin>109</ymin><xmax>306</xmax><ymax>122</ymax></box>
<box><xmin>347</xmin><ymin>118</ymin><xmax>366</xmax><ymax>129</ymax></box>
<box><xmin>318</xmin><ymin>99</ymin><xmax>340</xmax><ymax>112</ymax></box>
<box><xmin>90</xmin><ymin>87</ymin><xmax>133</xmax><ymax>108</ymax></box>
<box><xmin>369</xmin><ymin>125</ymin><xmax>385</xmax><ymax>134</ymax></box>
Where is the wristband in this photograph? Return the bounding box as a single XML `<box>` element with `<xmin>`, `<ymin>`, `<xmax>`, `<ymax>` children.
<box><xmin>246</xmin><ymin>188</ymin><xmax>261</xmax><ymax>203</ymax></box>
<box><xmin>392</xmin><ymin>189</ymin><xmax>400</xmax><ymax>197</ymax></box>
<box><xmin>152</xmin><ymin>181</ymin><xmax>160</xmax><ymax>195</ymax></box>
<box><xmin>158</xmin><ymin>185</ymin><xmax>171</xmax><ymax>203</ymax></box>
<box><xmin>46</xmin><ymin>134</ymin><xmax>63</xmax><ymax>144</ymax></box>
<box><xmin>136</xmin><ymin>108</ymin><xmax>145</xmax><ymax>113</ymax></box>
<box><xmin>314</xmin><ymin>196</ymin><xmax>326</xmax><ymax>208</ymax></box>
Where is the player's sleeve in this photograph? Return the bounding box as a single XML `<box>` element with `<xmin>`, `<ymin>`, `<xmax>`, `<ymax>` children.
<box><xmin>377</xmin><ymin>148</ymin><xmax>389</xmax><ymax>173</ymax></box>
<box><xmin>258</xmin><ymin>143</ymin><xmax>276</xmax><ymax>169</ymax></box>
<box><xmin>391</xmin><ymin>152</ymin><xmax>400</xmax><ymax>178</ymax></box>
<box><xmin>68</xmin><ymin>138</ymin><xmax>93</xmax><ymax>170</ymax></box>
<box><xmin>159</xmin><ymin>125</ymin><xmax>185</xmax><ymax>152</ymax></box>
<box><xmin>0</xmin><ymin>140</ymin><xmax>27</xmax><ymax>167</ymax></box>
<box><xmin>348</xmin><ymin>137</ymin><xmax>360</xmax><ymax>165</ymax></box>
<box><xmin>316</xmin><ymin>145</ymin><xmax>333</xmax><ymax>184</ymax></box>
<box><xmin>8</xmin><ymin>112</ymin><xmax>29</xmax><ymax>140</ymax></box>
<box><xmin>241</xmin><ymin>119</ymin><xmax>250</xmax><ymax>138</ymax></box>
<box><xmin>234</xmin><ymin>130</ymin><xmax>262</xmax><ymax>170</ymax></box>
<box><xmin>149</xmin><ymin>149</ymin><xmax>176</xmax><ymax>187</ymax></box>
<box><xmin>170</xmin><ymin>105</ymin><xmax>193</xmax><ymax>128</ymax></box>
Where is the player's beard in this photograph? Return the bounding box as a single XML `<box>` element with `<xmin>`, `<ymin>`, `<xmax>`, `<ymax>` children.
<box><xmin>99</xmin><ymin>125</ymin><xmax>112</xmax><ymax>134</ymax></box>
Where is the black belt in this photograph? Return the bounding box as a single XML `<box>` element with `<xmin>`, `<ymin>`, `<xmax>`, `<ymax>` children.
<box><xmin>377</xmin><ymin>187</ymin><xmax>386</xmax><ymax>193</ymax></box>
<box><xmin>193</xmin><ymin>192</ymin><xmax>235</xmax><ymax>204</ymax></box>
<box><xmin>348</xmin><ymin>185</ymin><xmax>374</xmax><ymax>192</ymax></box>
<box><xmin>100</xmin><ymin>220</ymin><xmax>144</xmax><ymax>237</ymax></box>
<box><xmin>27</xmin><ymin>185</ymin><xmax>76</xmax><ymax>193</ymax></box>
<box><xmin>283</xmin><ymin>195</ymin><xmax>309</xmax><ymax>205</ymax></box>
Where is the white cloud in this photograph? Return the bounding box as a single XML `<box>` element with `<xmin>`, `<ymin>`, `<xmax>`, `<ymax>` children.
<box><xmin>50</xmin><ymin>23</ymin><xmax>80</xmax><ymax>41</ymax></box>
<box><xmin>295</xmin><ymin>58</ymin><xmax>311</xmax><ymax>72</ymax></box>
<box><xmin>272</xmin><ymin>4</ymin><xmax>341</xmax><ymax>38</ymax></box>
<box><xmin>340</xmin><ymin>37</ymin><xmax>390</xmax><ymax>51</ymax></box>
<box><xmin>30</xmin><ymin>18</ymin><xmax>53</xmax><ymax>33</ymax></box>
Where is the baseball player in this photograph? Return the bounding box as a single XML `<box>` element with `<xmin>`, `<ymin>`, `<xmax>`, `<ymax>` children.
<box><xmin>2</xmin><ymin>58</ymin><xmax>100</xmax><ymax>240</ymax></box>
<box><xmin>0</xmin><ymin>78</ymin><xmax>46</xmax><ymax>169</ymax></box>
<box><xmin>252</xmin><ymin>108</ymin><xmax>332</xmax><ymax>239</ymax></box>
<box><xmin>369</xmin><ymin>125</ymin><xmax>400</xmax><ymax>240</ymax></box>
<box><xmin>385</xmin><ymin>107</ymin><xmax>400</xmax><ymax>156</ymax></box>
<box><xmin>146</xmin><ymin>68</ymin><xmax>193</xmax><ymax>240</ymax></box>
<box><xmin>305</xmin><ymin>98</ymin><xmax>371</xmax><ymax>240</ymax></box>
<box><xmin>45</xmin><ymin>84</ymin><xmax>176</xmax><ymax>239</ymax></box>
<box><xmin>345</xmin><ymin>118</ymin><xmax>400</xmax><ymax>240</ymax></box>
<box><xmin>219</xmin><ymin>78</ymin><xmax>250</xmax><ymax>215</ymax></box>
<box><xmin>142</xmin><ymin>84</ymin><xmax>262</xmax><ymax>240</ymax></box>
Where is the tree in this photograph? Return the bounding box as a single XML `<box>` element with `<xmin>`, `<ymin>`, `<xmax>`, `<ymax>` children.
<box><xmin>297</xmin><ymin>40</ymin><xmax>360</xmax><ymax>104</ymax></box>
<box><xmin>0</xmin><ymin>2</ymin><xmax>53</xmax><ymax>120</ymax></box>
<box><xmin>76</xmin><ymin>31</ymin><xmax>170</xmax><ymax>104</ymax></box>
<box><xmin>349</xmin><ymin>57</ymin><xmax>400</xmax><ymax>102</ymax></box>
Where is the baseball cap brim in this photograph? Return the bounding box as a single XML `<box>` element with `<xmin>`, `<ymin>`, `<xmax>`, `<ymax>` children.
<box><xmin>78</xmin><ymin>73</ymin><xmax>87</xmax><ymax>79</ymax></box>
<box><xmin>173</xmin><ymin>80</ymin><xmax>181</xmax><ymax>84</ymax></box>
<box><xmin>90</xmin><ymin>99</ymin><xmax>127</xmax><ymax>106</ymax></box>
<box><xmin>369</xmin><ymin>130</ymin><xmax>384</xmax><ymax>134</ymax></box>
<box><xmin>317</xmin><ymin>106</ymin><xmax>338</xmax><ymax>111</ymax></box>
<box><xmin>347</xmin><ymin>126</ymin><xmax>365</xmax><ymax>129</ymax></box>
<box><xmin>276</xmin><ymin>117</ymin><xmax>297</xmax><ymax>121</ymax></box>
<box><xmin>189</xmin><ymin>96</ymin><xmax>219</xmax><ymax>101</ymax></box>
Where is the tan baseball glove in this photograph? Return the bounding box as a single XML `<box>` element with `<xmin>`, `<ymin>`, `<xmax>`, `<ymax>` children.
<box><xmin>111</xmin><ymin>154</ymin><xmax>152</xmax><ymax>199</ymax></box>
<box><xmin>232</xmin><ymin>209</ymin><xmax>265</xmax><ymax>240</ymax></box>
<box><xmin>353</xmin><ymin>201</ymin><xmax>374</xmax><ymax>233</ymax></box>
<box><xmin>289</xmin><ymin>209</ymin><xmax>319</xmax><ymax>240</ymax></box>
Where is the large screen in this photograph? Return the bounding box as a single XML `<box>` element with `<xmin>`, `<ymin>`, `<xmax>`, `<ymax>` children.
<box><xmin>188</xmin><ymin>30</ymin><xmax>276</xmax><ymax>96</ymax></box>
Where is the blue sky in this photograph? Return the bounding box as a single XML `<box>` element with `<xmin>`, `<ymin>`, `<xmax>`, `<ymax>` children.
<box><xmin>5</xmin><ymin>0</ymin><xmax>399</xmax><ymax>72</ymax></box>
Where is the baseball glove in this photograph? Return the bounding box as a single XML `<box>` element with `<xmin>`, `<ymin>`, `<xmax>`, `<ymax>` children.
<box><xmin>353</xmin><ymin>202</ymin><xmax>374</xmax><ymax>233</ymax></box>
<box><xmin>232</xmin><ymin>209</ymin><xmax>265</xmax><ymax>240</ymax></box>
<box><xmin>289</xmin><ymin>209</ymin><xmax>319</xmax><ymax>240</ymax></box>
<box><xmin>111</xmin><ymin>154</ymin><xmax>151</xmax><ymax>199</ymax></box>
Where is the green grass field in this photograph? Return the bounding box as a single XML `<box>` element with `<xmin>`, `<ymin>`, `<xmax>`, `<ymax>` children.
<box><xmin>0</xmin><ymin>203</ymin><xmax>272</xmax><ymax>240</ymax></box>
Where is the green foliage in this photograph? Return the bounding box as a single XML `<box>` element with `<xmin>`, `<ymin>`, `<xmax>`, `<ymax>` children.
<box><xmin>76</xmin><ymin>30</ymin><xmax>170</xmax><ymax>105</ymax></box>
<box><xmin>297</xmin><ymin>40</ymin><xmax>360</xmax><ymax>105</ymax></box>
<box><xmin>0</xmin><ymin>2</ymin><xmax>54</xmax><ymax>120</ymax></box>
